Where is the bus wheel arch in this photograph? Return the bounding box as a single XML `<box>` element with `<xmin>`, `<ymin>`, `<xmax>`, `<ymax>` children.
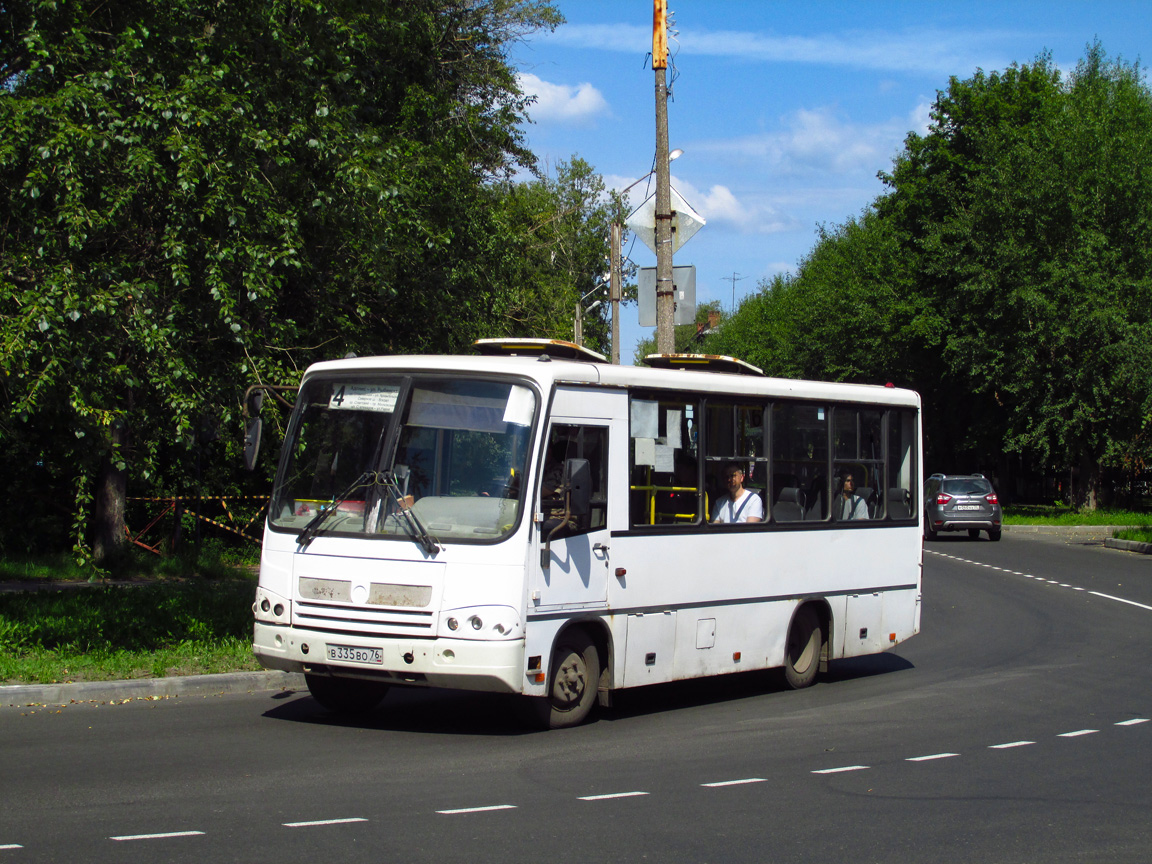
<box><xmin>536</xmin><ymin>621</ymin><xmax>608</xmax><ymax>729</ymax></box>
<box><xmin>784</xmin><ymin>602</ymin><xmax>829</xmax><ymax>690</ymax></box>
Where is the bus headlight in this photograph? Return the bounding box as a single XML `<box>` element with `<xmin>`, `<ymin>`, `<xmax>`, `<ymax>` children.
<box><xmin>439</xmin><ymin>606</ymin><xmax>521</xmax><ymax>640</ymax></box>
<box><xmin>254</xmin><ymin>588</ymin><xmax>291</xmax><ymax>625</ymax></box>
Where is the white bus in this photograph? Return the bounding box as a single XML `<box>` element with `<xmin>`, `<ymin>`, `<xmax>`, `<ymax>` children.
<box><xmin>252</xmin><ymin>339</ymin><xmax>922</xmax><ymax>727</ymax></box>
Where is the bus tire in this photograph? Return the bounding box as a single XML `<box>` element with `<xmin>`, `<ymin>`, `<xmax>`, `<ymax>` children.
<box><xmin>305</xmin><ymin>674</ymin><xmax>388</xmax><ymax>714</ymax></box>
<box><xmin>537</xmin><ymin>630</ymin><xmax>600</xmax><ymax>729</ymax></box>
<box><xmin>784</xmin><ymin>606</ymin><xmax>822</xmax><ymax>690</ymax></box>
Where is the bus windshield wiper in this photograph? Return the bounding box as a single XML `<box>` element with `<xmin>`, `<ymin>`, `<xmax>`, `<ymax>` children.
<box><xmin>297</xmin><ymin>471</ymin><xmax>372</xmax><ymax>548</ymax></box>
<box><xmin>380</xmin><ymin>472</ymin><xmax>441</xmax><ymax>556</ymax></box>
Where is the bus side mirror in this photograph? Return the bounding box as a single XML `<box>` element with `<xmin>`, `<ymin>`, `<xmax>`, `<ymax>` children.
<box><xmin>243</xmin><ymin>417</ymin><xmax>262</xmax><ymax>471</ymax></box>
<box><xmin>564</xmin><ymin>458</ymin><xmax>591</xmax><ymax>516</ymax></box>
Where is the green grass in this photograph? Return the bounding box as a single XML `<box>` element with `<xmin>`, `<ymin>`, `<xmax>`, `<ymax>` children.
<box><xmin>0</xmin><ymin>577</ymin><xmax>260</xmax><ymax>685</ymax></box>
<box><xmin>0</xmin><ymin>539</ymin><xmax>259</xmax><ymax>585</ymax></box>
<box><xmin>1002</xmin><ymin>505</ymin><xmax>1152</xmax><ymax>526</ymax></box>
<box><xmin>1113</xmin><ymin>527</ymin><xmax>1152</xmax><ymax>544</ymax></box>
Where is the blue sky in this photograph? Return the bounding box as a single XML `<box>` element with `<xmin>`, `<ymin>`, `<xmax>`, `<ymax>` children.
<box><xmin>509</xmin><ymin>1</ymin><xmax>1152</xmax><ymax>362</ymax></box>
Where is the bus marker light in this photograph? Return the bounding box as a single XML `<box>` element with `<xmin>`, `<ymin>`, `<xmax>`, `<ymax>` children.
<box><xmin>534</xmin><ymin>673</ymin><xmax>546</xmax><ymax>683</ymax></box>
<box><xmin>890</xmin><ymin>633</ymin><xmax>897</xmax><ymax>643</ymax></box>
<box><xmin>733</xmin><ymin>652</ymin><xmax>741</xmax><ymax>662</ymax></box>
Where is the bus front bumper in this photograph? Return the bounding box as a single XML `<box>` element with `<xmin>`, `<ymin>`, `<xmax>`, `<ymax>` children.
<box><xmin>253</xmin><ymin>622</ymin><xmax>525</xmax><ymax>694</ymax></box>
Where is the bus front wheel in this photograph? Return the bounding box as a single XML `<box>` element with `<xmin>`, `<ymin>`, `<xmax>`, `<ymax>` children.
<box><xmin>784</xmin><ymin>607</ymin><xmax>822</xmax><ymax>690</ymax></box>
<box><xmin>536</xmin><ymin>630</ymin><xmax>600</xmax><ymax>729</ymax></box>
<box><xmin>305</xmin><ymin>673</ymin><xmax>388</xmax><ymax>714</ymax></box>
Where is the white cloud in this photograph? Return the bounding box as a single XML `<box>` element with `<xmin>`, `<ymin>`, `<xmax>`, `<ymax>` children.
<box><xmin>545</xmin><ymin>23</ymin><xmax>1016</xmax><ymax>77</ymax></box>
<box><xmin>517</xmin><ymin>72</ymin><xmax>609</xmax><ymax>125</ymax></box>
<box><xmin>694</xmin><ymin>105</ymin><xmax>909</xmax><ymax>176</ymax></box>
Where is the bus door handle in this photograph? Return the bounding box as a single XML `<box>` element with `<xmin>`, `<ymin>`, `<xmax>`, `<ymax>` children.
<box><xmin>593</xmin><ymin>542</ymin><xmax>609</xmax><ymax>558</ymax></box>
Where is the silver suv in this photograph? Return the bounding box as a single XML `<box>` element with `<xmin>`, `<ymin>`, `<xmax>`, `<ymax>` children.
<box><xmin>924</xmin><ymin>473</ymin><xmax>1002</xmax><ymax>541</ymax></box>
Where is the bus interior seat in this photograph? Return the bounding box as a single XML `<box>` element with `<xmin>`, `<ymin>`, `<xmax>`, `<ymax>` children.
<box><xmin>887</xmin><ymin>487</ymin><xmax>911</xmax><ymax>519</ymax></box>
<box><xmin>856</xmin><ymin>486</ymin><xmax>875</xmax><ymax>518</ymax></box>
<box><xmin>773</xmin><ymin>487</ymin><xmax>805</xmax><ymax>522</ymax></box>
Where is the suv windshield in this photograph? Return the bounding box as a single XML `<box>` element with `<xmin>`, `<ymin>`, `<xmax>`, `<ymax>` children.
<box><xmin>270</xmin><ymin>375</ymin><xmax>536</xmax><ymax>543</ymax></box>
<box><xmin>942</xmin><ymin>478</ymin><xmax>992</xmax><ymax>496</ymax></box>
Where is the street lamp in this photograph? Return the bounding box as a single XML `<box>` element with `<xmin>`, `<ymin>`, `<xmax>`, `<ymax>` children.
<box><xmin>611</xmin><ymin>149</ymin><xmax>682</xmax><ymax>364</ymax></box>
<box><xmin>574</xmin><ymin>284</ymin><xmax>606</xmax><ymax>347</ymax></box>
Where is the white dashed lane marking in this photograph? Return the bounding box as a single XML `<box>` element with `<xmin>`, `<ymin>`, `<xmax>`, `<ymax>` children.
<box><xmin>578</xmin><ymin>791</ymin><xmax>649</xmax><ymax>801</ymax></box>
<box><xmin>812</xmin><ymin>765</ymin><xmax>870</xmax><ymax>774</ymax></box>
<box><xmin>989</xmin><ymin>741</ymin><xmax>1035</xmax><ymax>749</ymax></box>
<box><xmin>926</xmin><ymin>549</ymin><xmax>1152</xmax><ymax>611</ymax></box>
<box><xmin>109</xmin><ymin>831</ymin><xmax>205</xmax><ymax>841</ymax></box>
<box><xmin>702</xmin><ymin>778</ymin><xmax>767</xmax><ymax>787</ymax></box>
<box><xmin>283</xmin><ymin>818</ymin><xmax>368</xmax><ymax>828</ymax></box>
<box><xmin>436</xmin><ymin>805</ymin><xmax>517</xmax><ymax>815</ymax></box>
<box><xmin>1058</xmin><ymin>729</ymin><xmax>1099</xmax><ymax>738</ymax></box>
<box><xmin>906</xmin><ymin>753</ymin><xmax>960</xmax><ymax>762</ymax></box>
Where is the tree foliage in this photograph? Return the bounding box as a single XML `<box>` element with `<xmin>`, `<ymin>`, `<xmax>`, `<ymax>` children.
<box><xmin>706</xmin><ymin>44</ymin><xmax>1152</xmax><ymax>506</ymax></box>
<box><xmin>1</xmin><ymin>0</ymin><xmax>587</xmax><ymax>559</ymax></box>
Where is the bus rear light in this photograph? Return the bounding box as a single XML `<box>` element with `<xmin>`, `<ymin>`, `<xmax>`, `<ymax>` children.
<box><xmin>533</xmin><ymin>672</ymin><xmax>546</xmax><ymax>683</ymax></box>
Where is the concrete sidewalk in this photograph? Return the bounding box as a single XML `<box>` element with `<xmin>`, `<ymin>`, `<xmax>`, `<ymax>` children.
<box><xmin>1</xmin><ymin>670</ymin><xmax>305</xmax><ymax>709</ymax></box>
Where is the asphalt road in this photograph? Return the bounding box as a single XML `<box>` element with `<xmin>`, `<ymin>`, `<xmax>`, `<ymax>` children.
<box><xmin>2</xmin><ymin>533</ymin><xmax>1150</xmax><ymax>863</ymax></box>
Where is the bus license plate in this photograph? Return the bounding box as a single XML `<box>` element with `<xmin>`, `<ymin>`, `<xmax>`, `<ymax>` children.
<box><xmin>327</xmin><ymin>644</ymin><xmax>383</xmax><ymax>665</ymax></box>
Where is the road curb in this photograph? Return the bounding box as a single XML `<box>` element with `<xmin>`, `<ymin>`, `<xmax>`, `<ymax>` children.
<box><xmin>1103</xmin><ymin>537</ymin><xmax>1152</xmax><ymax>555</ymax></box>
<box><xmin>1003</xmin><ymin>524</ymin><xmax>1128</xmax><ymax>536</ymax></box>
<box><xmin>0</xmin><ymin>670</ymin><xmax>306</xmax><ymax>708</ymax></box>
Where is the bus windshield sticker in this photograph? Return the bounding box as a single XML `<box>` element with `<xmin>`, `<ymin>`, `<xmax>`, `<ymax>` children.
<box><xmin>631</xmin><ymin>400</ymin><xmax>658</xmax><ymax>438</ymax></box>
<box><xmin>654</xmin><ymin>443</ymin><xmax>675</xmax><ymax>473</ymax></box>
<box><xmin>328</xmin><ymin>384</ymin><xmax>400</xmax><ymax>413</ymax></box>
<box><xmin>665</xmin><ymin>410</ymin><xmax>682</xmax><ymax>448</ymax></box>
<box><xmin>503</xmin><ymin>385</ymin><xmax>535</xmax><ymax>427</ymax></box>
<box><xmin>635</xmin><ymin>437</ymin><xmax>657</xmax><ymax>467</ymax></box>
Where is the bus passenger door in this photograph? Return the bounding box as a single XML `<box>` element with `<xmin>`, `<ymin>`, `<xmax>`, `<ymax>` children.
<box><xmin>533</xmin><ymin>390</ymin><xmax>623</xmax><ymax>609</ymax></box>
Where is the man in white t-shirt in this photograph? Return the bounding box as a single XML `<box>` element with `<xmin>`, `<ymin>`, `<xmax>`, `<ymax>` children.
<box><xmin>711</xmin><ymin>464</ymin><xmax>764</xmax><ymax>524</ymax></box>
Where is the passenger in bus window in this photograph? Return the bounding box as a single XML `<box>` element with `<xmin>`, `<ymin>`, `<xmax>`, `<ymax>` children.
<box><xmin>837</xmin><ymin>473</ymin><xmax>869</xmax><ymax>520</ymax></box>
<box><xmin>711</xmin><ymin>464</ymin><xmax>763</xmax><ymax>524</ymax></box>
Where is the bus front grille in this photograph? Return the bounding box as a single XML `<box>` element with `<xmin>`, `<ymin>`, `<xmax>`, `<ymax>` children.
<box><xmin>294</xmin><ymin>600</ymin><xmax>435</xmax><ymax>638</ymax></box>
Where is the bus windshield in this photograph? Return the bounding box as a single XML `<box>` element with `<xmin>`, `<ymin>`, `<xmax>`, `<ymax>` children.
<box><xmin>270</xmin><ymin>375</ymin><xmax>536</xmax><ymax>543</ymax></box>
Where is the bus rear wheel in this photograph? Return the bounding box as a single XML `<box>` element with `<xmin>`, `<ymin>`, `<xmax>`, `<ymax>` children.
<box><xmin>305</xmin><ymin>673</ymin><xmax>389</xmax><ymax>714</ymax></box>
<box><xmin>536</xmin><ymin>630</ymin><xmax>600</xmax><ymax>729</ymax></box>
<box><xmin>784</xmin><ymin>607</ymin><xmax>822</xmax><ymax>690</ymax></box>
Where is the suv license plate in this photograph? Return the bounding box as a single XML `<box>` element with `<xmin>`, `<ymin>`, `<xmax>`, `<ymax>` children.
<box><xmin>327</xmin><ymin>644</ymin><xmax>383</xmax><ymax>665</ymax></box>
<box><xmin>955</xmin><ymin>505</ymin><xmax>982</xmax><ymax>511</ymax></box>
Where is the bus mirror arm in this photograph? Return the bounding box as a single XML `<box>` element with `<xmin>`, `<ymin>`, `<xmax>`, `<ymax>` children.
<box><xmin>540</xmin><ymin>497</ymin><xmax>572</xmax><ymax>569</ymax></box>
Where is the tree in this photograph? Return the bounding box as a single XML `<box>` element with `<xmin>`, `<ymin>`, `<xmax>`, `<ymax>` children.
<box><xmin>0</xmin><ymin>0</ymin><xmax>563</xmax><ymax>560</ymax></box>
<box><xmin>493</xmin><ymin>156</ymin><xmax>628</xmax><ymax>356</ymax></box>
<box><xmin>878</xmin><ymin>44</ymin><xmax>1152</xmax><ymax>506</ymax></box>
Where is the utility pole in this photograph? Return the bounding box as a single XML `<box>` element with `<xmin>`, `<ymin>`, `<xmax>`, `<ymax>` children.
<box><xmin>653</xmin><ymin>0</ymin><xmax>675</xmax><ymax>354</ymax></box>
<box><xmin>610</xmin><ymin>222</ymin><xmax>622</xmax><ymax>364</ymax></box>
<box><xmin>723</xmin><ymin>272</ymin><xmax>746</xmax><ymax>312</ymax></box>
